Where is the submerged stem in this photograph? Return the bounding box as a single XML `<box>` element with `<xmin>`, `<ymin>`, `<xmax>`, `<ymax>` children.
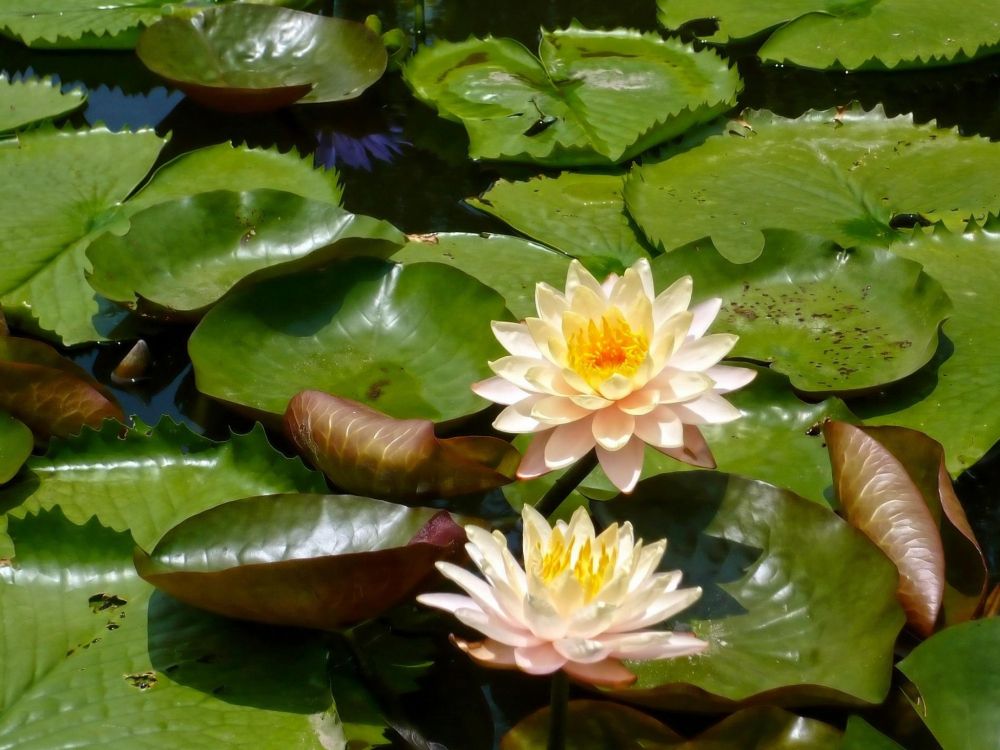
<box><xmin>547</xmin><ymin>670</ymin><xmax>569</xmax><ymax>750</ymax></box>
<box><xmin>534</xmin><ymin>450</ymin><xmax>598</xmax><ymax>520</ymax></box>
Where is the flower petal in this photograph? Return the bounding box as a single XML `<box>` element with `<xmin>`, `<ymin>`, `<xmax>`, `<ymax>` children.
<box><xmin>416</xmin><ymin>593</ymin><xmax>481</xmax><ymax>616</ymax></box>
<box><xmin>491</xmin><ymin>321</ymin><xmax>541</xmax><ymax>357</ymax></box>
<box><xmin>653</xmin><ymin>276</ymin><xmax>693</xmax><ymax>327</ymax></box>
<box><xmin>554</xmin><ymin>637</ymin><xmax>612</xmax><ymax>664</ymax></box>
<box><xmin>531</xmin><ymin>396</ymin><xmax>592</xmax><ymax>426</ymax></box>
<box><xmin>616</xmin><ymin>388</ymin><xmax>660</xmax><ymax>416</ymax></box>
<box><xmin>517</xmin><ymin>430</ymin><xmax>553</xmax><ymax>479</ymax></box>
<box><xmin>544</xmin><ymin>418</ymin><xmax>596</xmax><ymax>470</ymax></box>
<box><xmin>471</xmin><ymin>376</ymin><xmax>529</xmax><ymax>405</ymax></box>
<box><xmin>565</xmin><ymin>260</ymin><xmax>606</xmax><ymax>305</ymax></box>
<box><xmin>597</xmin><ymin>373</ymin><xmax>635</xmax><ymax>401</ymax></box>
<box><xmin>493</xmin><ymin>401</ymin><xmax>544</xmax><ymax>433</ymax></box>
<box><xmin>563</xmin><ymin>658</ymin><xmax>637</xmax><ymax>687</ymax></box>
<box><xmin>535</xmin><ymin>283</ymin><xmax>568</xmax><ymax>327</ymax></box>
<box><xmin>592</xmin><ymin>407</ymin><xmax>636</xmax><ymax>451</ymax></box>
<box><xmin>451</xmin><ymin>636</ymin><xmax>518</xmax><ymax>669</ymax></box>
<box><xmin>596</xmin><ymin>437</ymin><xmax>645</xmax><ymax>493</ymax></box>
<box><xmin>670</xmin><ymin>334</ymin><xmax>738</xmax><ymax>372</ymax></box>
<box><xmin>633</xmin><ymin>407</ymin><xmax>684</xmax><ymax>449</ymax></box>
<box><xmin>652</xmin><ymin>369</ymin><xmax>715</xmax><ymax>402</ymax></box>
<box><xmin>569</xmin><ymin>392</ymin><xmax>612</xmax><ymax>411</ymax></box>
<box><xmin>610</xmin><ymin>586</ymin><xmax>704</xmax><ymax>633</ymax></box>
<box><xmin>674</xmin><ymin>392</ymin><xmax>742</xmax><ymax>424</ymax></box>
<box><xmin>514</xmin><ymin>643</ymin><xmax>567</xmax><ymax>675</ymax></box>
<box><xmin>599</xmin><ymin>630</ymin><xmax>709</xmax><ymax>660</ymax></box>
<box><xmin>707</xmin><ymin>364</ymin><xmax>757</xmax><ymax>393</ymax></box>
<box><xmin>525</xmin><ymin>317</ymin><xmax>568</xmax><ymax>366</ymax></box>
<box><xmin>453</xmin><ymin>606</ymin><xmax>543</xmax><ymax>648</ymax></box>
<box><xmin>688</xmin><ymin>298</ymin><xmax>722</xmax><ymax>338</ymax></box>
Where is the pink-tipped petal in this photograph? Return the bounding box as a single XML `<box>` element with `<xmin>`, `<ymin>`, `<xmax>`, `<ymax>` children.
<box><xmin>472</xmin><ymin>376</ymin><xmax>530</xmax><ymax>405</ymax></box>
<box><xmin>518</xmin><ymin>430</ymin><xmax>553</xmax><ymax>479</ymax></box>
<box><xmin>513</xmin><ymin>643</ymin><xmax>567</xmax><ymax>675</ymax></box>
<box><xmin>675</xmin><ymin>392</ymin><xmax>742</xmax><ymax>424</ymax></box>
<box><xmin>531</xmin><ymin>396</ymin><xmax>592</xmax><ymax>425</ymax></box>
<box><xmin>592</xmin><ymin>407</ymin><xmax>636</xmax><ymax>451</ymax></box>
<box><xmin>616</xmin><ymin>387</ymin><xmax>659</xmax><ymax>416</ymax></box>
<box><xmin>596</xmin><ymin>438</ymin><xmax>645</xmax><ymax>493</ymax></box>
<box><xmin>544</xmin><ymin>418</ymin><xmax>596</xmax><ymax>470</ymax></box>
<box><xmin>451</xmin><ymin>636</ymin><xmax>519</xmax><ymax>669</ymax></box>
<box><xmin>687</xmin><ymin>298</ymin><xmax>722</xmax><ymax>338</ymax></box>
<box><xmin>633</xmin><ymin>408</ymin><xmax>684</xmax><ymax>449</ymax></box>
<box><xmin>707</xmin><ymin>364</ymin><xmax>757</xmax><ymax>393</ymax></box>
<box><xmin>562</xmin><ymin>658</ymin><xmax>637</xmax><ymax>687</ymax></box>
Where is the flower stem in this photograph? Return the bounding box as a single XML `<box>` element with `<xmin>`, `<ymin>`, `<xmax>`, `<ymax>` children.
<box><xmin>534</xmin><ymin>449</ymin><xmax>598</xmax><ymax>520</ymax></box>
<box><xmin>547</xmin><ymin>670</ymin><xmax>569</xmax><ymax>750</ymax></box>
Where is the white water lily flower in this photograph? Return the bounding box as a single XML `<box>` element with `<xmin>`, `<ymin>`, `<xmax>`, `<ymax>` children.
<box><xmin>472</xmin><ymin>258</ymin><xmax>755</xmax><ymax>492</ymax></box>
<box><xmin>417</xmin><ymin>504</ymin><xmax>707</xmax><ymax>687</ymax></box>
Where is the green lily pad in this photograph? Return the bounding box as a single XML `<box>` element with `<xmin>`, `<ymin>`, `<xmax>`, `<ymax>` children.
<box><xmin>0</xmin><ymin>418</ymin><xmax>325</xmax><ymax>557</ymax></box>
<box><xmin>137</xmin><ymin>5</ymin><xmax>387</xmax><ymax>113</ymax></box>
<box><xmin>0</xmin><ymin>414</ymin><xmax>31</xmax><ymax>485</ymax></box>
<box><xmin>88</xmin><ymin>189</ymin><xmax>404</xmax><ymax>317</ymax></box>
<box><xmin>136</xmin><ymin>493</ymin><xmax>465</xmax><ymax>629</ymax></box>
<box><xmin>854</xmin><ymin>221</ymin><xmax>1000</xmax><ymax>474</ymax></box>
<box><xmin>624</xmin><ymin>106</ymin><xmax>1000</xmax><ymax>263</ymax></box>
<box><xmin>650</xmin><ymin>230</ymin><xmax>952</xmax><ymax>393</ymax></box>
<box><xmin>188</xmin><ymin>258</ymin><xmax>509</xmax><ymax>421</ymax></box>
<box><xmin>657</xmin><ymin>0</ymin><xmax>1000</xmax><ymax>70</ymax></box>
<box><xmin>579</xmin><ymin>365</ymin><xmax>854</xmax><ymax>505</ymax></box>
<box><xmin>0</xmin><ymin>509</ymin><xmax>345</xmax><ymax>748</ymax></box>
<box><xmin>842</xmin><ymin>716</ymin><xmax>905</xmax><ymax>750</ymax></box>
<box><xmin>468</xmin><ymin>172</ymin><xmax>652</xmax><ymax>268</ymax></box>
<box><xmin>390</xmin><ymin>232</ymin><xmax>571</xmax><ymax>320</ymax></box>
<box><xmin>898</xmin><ymin>618</ymin><xmax>1000</xmax><ymax>750</ymax></box>
<box><xmin>0</xmin><ymin>125</ymin><xmax>166</xmax><ymax>344</ymax></box>
<box><xmin>0</xmin><ymin>336</ymin><xmax>123</xmax><ymax>440</ymax></box>
<box><xmin>404</xmin><ymin>25</ymin><xmax>741</xmax><ymax>166</ymax></box>
<box><xmin>0</xmin><ymin>74</ymin><xmax>86</xmax><ymax>132</ymax></box>
<box><xmin>284</xmin><ymin>391</ymin><xmax>519</xmax><ymax>501</ymax></box>
<box><xmin>593</xmin><ymin>472</ymin><xmax>904</xmax><ymax>709</ymax></box>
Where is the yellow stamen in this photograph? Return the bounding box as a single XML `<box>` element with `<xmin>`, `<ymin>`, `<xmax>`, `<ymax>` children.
<box><xmin>566</xmin><ymin>308</ymin><xmax>648</xmax><ymax>389</ymax></box>
<box><xmin>536</xmin><ymin>533</ymin><xmax>618</xmax><ymax>601</ymax></box>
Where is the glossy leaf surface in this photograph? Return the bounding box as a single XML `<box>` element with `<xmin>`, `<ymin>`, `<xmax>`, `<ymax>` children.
<box><xmin>137</xmin><ymin>5</ymin><xmax>386</xmax><ymax>112</ymax></box>
<box><xmin>390</xmin><ymin>232</ymin><xmax>571</xmax><ymax>319</ymax></box>
<box><xmin>594</xmin><ymin>473</ymin><xmax>903</xmax><ymax>709</ymax></box>
<box><xmin>898</xmin><ymin>618</ymin><xmax>1000</xmax><ymax>750</ymax></box>
<box><xmin>0</xmin><ymin>419</ymin><xmax>325</xmax><ymax>556</ymax></box>
<box><xmin>624</xmin><ymin>106</ymin><xmax>1000</xmax><ymax>263</ymax></box>
<box><xmin>469</xmin><ymin>173</ymin><xmax>652</xmax><ymax>268</ymax></box>
<box><xmin>0</xmin><ymin>415</ymin><xmax>31</xmax><ymax>485</ymax></box>
<box><xmin>404</xmin><ymin>26</ymin><xmax>741</xmax><ymax>165</ymax></box>
<box><xmin>826</xmin><ymin>421</ymin><xmax>987</xmax><ymax>631</ymax></box>
<box><xmin>658</xmin><ymin>0</ymin><xmax>1000</xmax><ymax>70</ymax></box>
<box><xmin>189</xmin><ymin>258</ymin><xmax>509</xmax><ymax>421</ymax></box>
<box><xmin>856</xmin><ymin>222</ymin><xmax>1000</xmax><ymax>474</ymax></box>
<box><xmin>0</xmin><ymin>509</ymin><xmax>345</xmax><ymax>748</ymax></box>
<box><xmin>88</xmin><ymin>189</ymin><xmax>404</xmax><ymax>316</ymax></box>
<box><xmin>0</xmin><ymin>74</ymin><xmax>85</xmax><ymax>131</ymax></box>
<box><xmin>136</xmin><ymin>493</ymin><xmax>465</xmax><ymax>629</ymax></box>
<box><xmin>652</xmin><ymin>230</ymin><xmax>952</xmax><ymax>393</ymax></box>
<box><xmin>0</xmin><ymin>126</ymin><xmax>165</xmax><ymax>344</ymax></box>
<box><xmin>0</xmin><ymin>336</ymin><xmax>123</xmax><ymax>440</ymax></box>
<box><xmin>841</xmin><ymin>717</ymin><xmax>905</xmax><ymax>750</ymax></box>
<box><xmin>285</xmin><ymin>391</ymin><xmax>518</xmax><ymax>501</ymax></box>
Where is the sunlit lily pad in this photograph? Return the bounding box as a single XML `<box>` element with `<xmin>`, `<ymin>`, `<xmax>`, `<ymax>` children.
<box><xmin>651</xmin><ymin>230</ymin><xmax>951</xmax><ymax>393</ymax></box>
<box><xmin>468</xmin><ymin>173</ymin><xmax>652</xmax><ymax>268</ymax></box>
<box><xmin>624</xmin><ymin>106</ymin><xmax>1000</xmax><ymax>263</ymax></box>
<box><xmin>135</xmin><ymin>493</ymin><xmax>465</xmax><ymax>629</ymax></box>
<box><xmin>0</xmin><ymin>509</ymin><xmax>346</xmax><ymax>747</ymax></box>
<box><xmin>658</xmin><ymin>0</ymin><xmax>1000</xmax><ymax>70</ymax></box>
<box><xmin>0</xmin><ymin>414</ymin><xmax>31</xmax><ymax>484</ymax></box>
<box><xmin>0</xmin><ymin>336</ymin><xmax>123</xmax><ymax>440</ymax></box>
<box><xmin>285</xmin><ymin>391</ymin><xmax>519</xmax><ymax>501</ymax></box>
<box><xmin>188</xmin><ymin>258</ymin><xmax>509</xmax><ymax>421</ymax></box>
<box><xmin>897</xmin><ymin>618</ymin><xmax>1000</xmax><ymax>749</ymax></box>
<box><xmin>0</xmin><ymin>74</ymin><xmax>86</xmax><ymax>132</ymax></box>
<box><xmin>88</xmin><ymin>189</ymin><xmax>404</xmax><ymax>317</ymax></box>
<box><xmin>0</xmin><ymin>418</ymin><xmax>325</xmax><ymax>556</ymax></box>
<box><xmin>853</xmin><ymin>221</ymin><xmax>1000</xmax><ymax>474</ymax></box>
<box><xmin>594</xmin><ymin>472</ymin><xmax>904</xmax><ymax>709</ymax></box>
<box><xmin>0</xmin><ymin>125</ymin><xmax>166</xmax><ymax>344</ymax></box>
<box><xmin>404</xmin><ymin>25</ymin><xmax>741</xmax><ymax>166</ymax></box>
<box><xmin>390</xmin><ymin>232</ymin><xmax>571</xmax><ymax>319</ymax></box>
<box><xmin>137</xmin><ymin>5</ymin><xmax>387</xmax><ymax>112</ymax></box>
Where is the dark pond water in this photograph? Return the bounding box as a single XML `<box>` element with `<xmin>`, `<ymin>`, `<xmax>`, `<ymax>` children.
<box><xmin>2</xmin><ymin>1</ymin><xmax>999</xmax><ymax>745</ymax></box>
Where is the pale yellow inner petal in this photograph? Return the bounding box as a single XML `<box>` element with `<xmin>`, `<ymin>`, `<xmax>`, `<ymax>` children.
<box><xmin>565</xmin><ymin>308</ymin><xmax>649</xmax><ymax>391</ymax></box>
<box><xmin>534</xmin><ymin>528</ymin><xmax>619</xmax><ymax>602</ymax></box>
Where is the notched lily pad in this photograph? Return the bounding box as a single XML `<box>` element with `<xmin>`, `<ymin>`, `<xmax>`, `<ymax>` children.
<box><xmin>0</xmin><ymin>336</ymin><xmax>123</xmax><ymax>439</ymax></box>
<box><xmin>188</xmin><ymin>258</ymin><xmax>509</xmax><ymax>422</ymax></box>
<box><xmin>624</xmin><ymin>105</ymin><xmax>1000</xmax><ymax>263</ymax></box>
<box><xmin>0</xmin><ymin>74</ymin><xmax>86</xmax><ymax>132</ymax></box>
<box><xmin>651</xmin><ymin>230</ymin><xmax>952</xmax><ymax>393</ymax></box>
<box><xmin>594</xmin><ymin>472</ymin><xmax>904</xmax><ymax>709</ymax></box>
<box><xmin>88</xmin><ymin>189</ymin><xmax>404</xmax><ymax>318</ymax></box>
<box><xmin>135</xmin><ymin>493</ymin><xmax>467</xmax><ymax>629</ymax></box>
<box><xmin>285</xmin><ymin>391</ymin><xmax>519</xmax><ymax>501</ymax></box>
<box><xmin>404</xmin><ymin>24</ymin><xmax>741</xmax><ymax>166</ymax></box>
<box><xmin>657</xmin><ymin>0</ymin><xmax>1000</xmax><ymax>70</ymax></box>
<box><xmin>137</xmin><ymin>5</ymin><xmax>387</xmax><ymax>112</ymax></box>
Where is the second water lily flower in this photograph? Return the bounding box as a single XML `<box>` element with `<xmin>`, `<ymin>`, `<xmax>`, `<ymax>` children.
<box><xmin>473</xmin><ymin>259</ymin><xmax>755</xmax><ymax>492</ymax></box>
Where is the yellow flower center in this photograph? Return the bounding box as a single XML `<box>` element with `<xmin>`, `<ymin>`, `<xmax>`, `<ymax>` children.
<box><xmin>536</xmin><ymin>532</ymin><xmax>618</xmax><ymax>602</ymax></box>
<box><xmin>566</xmin><ymin>309</ymin><xmax>648</xmax><ymax>389</ymax></box>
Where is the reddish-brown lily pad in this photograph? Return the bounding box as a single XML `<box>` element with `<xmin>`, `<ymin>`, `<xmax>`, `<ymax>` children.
<box><xmin>825</xmin><ymin>421</ymin><xmax>987</xmax><ymax>633</ymax></box>
<box><xmin>0</xmin><ymin>336</ymin><xmax>123</xmax><ymax>439</ymax></box>
<box><xmin>285</xmin><ymin>390</ymin><xmax>519</xmax><ymax>501</ymax></box>
<box><xmin>136</xmin><ymin>5</ymin><xmax>387</xmax><ymax>113</ymax></box>
<box><xmin>134</xmin><ymin>493</ymin><xmax>467</xmax><ymax>630</ymax></box>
